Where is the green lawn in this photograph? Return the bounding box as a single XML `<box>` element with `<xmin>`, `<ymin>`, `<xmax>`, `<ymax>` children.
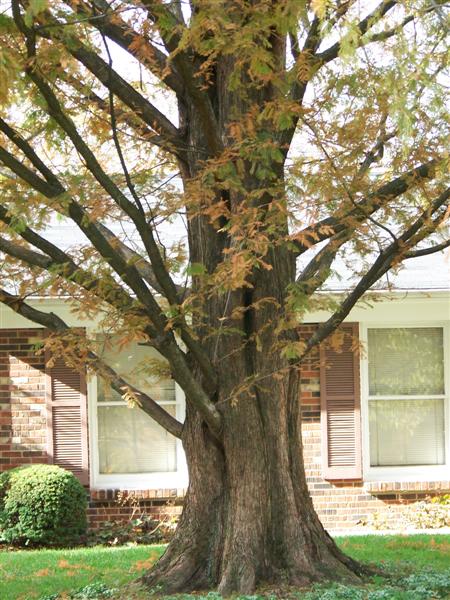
<box><xmin>1</xmin><ymin>535</ymin><xmax>450</xmax><ymax>599</ymax></box>
<box><xmin>337</xmin><ymin>533</ymin><xmax>450</xmax><ymax>571</ymax></box>
<box><xmin>0</xmin><ymin>544</ymin><xmax>165</xmax><ymax>600</ymax></box>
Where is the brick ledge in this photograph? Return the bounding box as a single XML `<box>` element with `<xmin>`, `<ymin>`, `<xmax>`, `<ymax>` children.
<box><xmin>364</xmin><ymin>481</ymin><xmax>450</xmax><ymax>494</ymax></box>
<box><xmin>90</xmin><ymin>488</ymin><xmax>187</xmax><ymax>501</ymax></box>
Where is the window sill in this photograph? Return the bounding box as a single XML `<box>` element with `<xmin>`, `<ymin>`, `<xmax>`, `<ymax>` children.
<box><xmin>90</xmin><ymin>487</ymin><xmax>187</xmax><ymax>501</ymax></box>
<box><xmin>91</xmin><ymin>470</ymin><xmax>189</xmax><ymax>491</ymax></box>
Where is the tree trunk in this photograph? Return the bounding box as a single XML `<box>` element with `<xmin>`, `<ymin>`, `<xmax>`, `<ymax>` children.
<box><xmin>141</xmin><ymin>57</ymin><xmax>365</xmax><ymax>595</ymax></box>
<box><xmin>142</xmin><ymin>356</ymin><xmax>364</xmax><ymax>595</ymax></box>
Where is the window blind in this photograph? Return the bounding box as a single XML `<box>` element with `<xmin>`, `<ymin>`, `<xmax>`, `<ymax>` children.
<box><xmin>368</xmin><ymin>327</ymin><xmax>446</xmax><ymax>468</ymax></box>
<box><xmin>368</xmin><ymin>327</ymin><xmax>444</xmax><ymax>396</ymax></box>
<box><xmin>95</xmin><ymin>338</ymin><xmax>178</xmax><ymax>475</ymax></box>
<box><xmin>369</xmin><ymin>398</ymin><xmax>445</xmax><ymax>466</ymax></box>
<box><xmin>98</xmin><ymin>402</ymin><xmax>177</xmax><ymax>474</ymax></box>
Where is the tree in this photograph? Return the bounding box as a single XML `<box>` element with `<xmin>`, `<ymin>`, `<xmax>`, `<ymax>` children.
<box><xmin>0</xmin><ymin>0</ymin><xmax>448</xmax><ymax>594</ymax></box>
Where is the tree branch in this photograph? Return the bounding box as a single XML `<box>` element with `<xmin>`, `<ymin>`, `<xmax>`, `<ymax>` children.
<box><xmin>60</xmin><ymin>73</ymin><xmax>176</xmax><ymax>151</ymax></box>
<box><xmin>291</xmin><ymin>159</ymin><xmax>440</xmax><ymax>255</ymax></box>
<box><xmin>30</xmin><ymin>8</ymin><xmax>186</xmax><ymax>159</ymax></box>
<box><xmin>95</xmin><ymin>222</ymin><xmax>188</xmax><ymax>297</ymax></box>
<box><xmin>3</xmin><ymin>12</ymin><xmax>220</xmax><ymax>431</ymax></box>
<box><xmin>0</xmin><ymin>114</ymin><xmax>182</xmax><ymax>296</ymax></box>
<box><xmin>295</xmin><ymin>234</ymin><xmax>348</xmax><ymax>294</ymax></box>
<box><xmin>62</xmin><ymin>0</ymin><xmax>184</xmax><ymax>96</ymax></box>
<box><xmin>405</xmin><ymin>239</ymin><xmax>450</xmax><ymax>258</ymax></box>
<box><xmin>0</xmin><ymin>224</ymin><xmax>137</xmax><ymax>314</ymax></box>
<box><xmin>0</xmin><ymin>288</ymin><xmax>183</xmax><ymax>438</ymax></box>
<box><xmin>18</xmin><ymin>26</ymin><xmax>214</xmax><ymax>388</ymax></box>
<box><xmin>0</xmin><ymin>99</ymin><xmax>216</xmax><ymax>403</ymax></box>
<box><xmin>299</xmin><ymin>186</ymin><xmax>450</xmax><ymax>357</ymax></box>
<box><xmin>144</xmin><ymin>2</ymin><xmax>223</xmax><ymax>155</ymax></box>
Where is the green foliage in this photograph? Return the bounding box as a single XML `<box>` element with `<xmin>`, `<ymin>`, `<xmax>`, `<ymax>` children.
<box><xmin>40</xmin><ymin>582</ymin><xmax>117</xmax><ymax>600</ymax></box>
<box><xmin>399</xmin><ymin>571</ymin><xmax>450</xmax><ymax>598</ymax></box>
<box><xmin>301</xmin><ymin>570</ymin><xmax>450</xmax><ymax>600</ymax></box>
<box><xmin>39</xmin><ymin>571</ymin><xmax>450</xmax><ymax>600</ymax></box>
<box><xmin>88</xmin><ymin>514</ymin><xmax>177</xmax><ymax>547</ymax></box>
<box><xmin>431</xmin><ymin>495</ymin><xmax>450</xmax><ymax>506</ymax></box>
<box><xmin>1</xmin><ymin>536</ymin><xmax>450</xmax><ymax>600</ymax></box>
<box><xmin>362</xmin><ymin>496</ymin><xmax>450</xmax><ymax>530</ymax></box>
<box><xmin>0</xmin><ymin>464</ymin><xmax>87</xmax><ymax>546</ymax></box>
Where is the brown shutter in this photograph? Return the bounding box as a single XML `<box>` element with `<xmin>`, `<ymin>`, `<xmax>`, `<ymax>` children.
<box><xmin>320</xmin><ymin>323</ymin><xmax>362</xmax><ymax>480</ymax></box>
<box><xmin>45</xmin><ymin>355</ymin><xmax>89</xmax><ymax>485</ymax></box>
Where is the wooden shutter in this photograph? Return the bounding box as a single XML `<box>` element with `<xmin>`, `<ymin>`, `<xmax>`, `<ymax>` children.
<box><xmin>320</xmin><ymin>323</ymin><xmax>362</xmax><ymax>480</ymax></box>
<box><xmin>46</xmin><ymin>355</ymin><xmax>89</xmax><ymax>485</ymax></box>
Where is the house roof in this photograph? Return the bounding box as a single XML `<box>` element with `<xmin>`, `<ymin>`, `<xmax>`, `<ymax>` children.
<box><xmin>6</xmin><ymin>222</ymin><xmax>450</xmax><ymax>294</ymax></box>
<box><xmin>322</xmin><ymin>251</ymin><xmax>450</xmax><ymax>292</ymax></box>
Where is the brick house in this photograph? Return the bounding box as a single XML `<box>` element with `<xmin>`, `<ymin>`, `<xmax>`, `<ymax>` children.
<box><xmin>1</xmin><ymin>254</ymin><xmax>449</xmax><ymax>531</ymax></box>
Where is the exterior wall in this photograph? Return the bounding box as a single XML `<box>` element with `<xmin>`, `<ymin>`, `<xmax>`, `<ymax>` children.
<box><xmin>0</xmin><ymin>329</ymin><xmax>48</xmax><ymax>472</ymax></box>
<box><xmin>1</xmin><ymin>323</ymin><xmax>449</xmax><ymax>532</ymax></box>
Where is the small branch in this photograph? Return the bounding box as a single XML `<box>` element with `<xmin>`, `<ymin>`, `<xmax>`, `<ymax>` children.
<box><xmin>315</xmin><ymin>1</ymin><xmax>399</xmax><ymax>66</ymax></box>
<box><xmin>0</xmin><ymin>288</ymin><xmax>183</xmax><ymax>438</ymax></box>
<box><xmin>405</xmin><ymin>239</ymin><xmax>450</xmax><ymax>258</ymax></box>
<box><xmin>299</xmin><ymin>186</ymin><xmax>450</xmax><ymax>357</ymax></box>
<box><xmin>63</xmin><ymin>0</ymin><xmax>184</xmax><ymax>95</ymax></box>
<box><xmin>0</xmin><ymin>117</ymin><xmax>63</xmax><ymax>189</ymax></box>
<box><xmin>61</xmin><ymin>73</ymin><xmax>175</xmax><ymax>151</ymax></box>
<box><xmin>95</xmin><ymin>222</ymin><xmax>186</xmax><ymax>296</ymax></box>
<box><xmin>0</xmin><ymin>145</ymin><xmax>63</xmax><ymax>197</ymax></box>
<box><xmin>291</xmin><ymin>159</ymin><xmax>440</xmax><ymax>255</ymax></box>
<box><xmin>296</xmin><ymin>234</ymin><xmax>348</xmax><ymax>293</ymax></box>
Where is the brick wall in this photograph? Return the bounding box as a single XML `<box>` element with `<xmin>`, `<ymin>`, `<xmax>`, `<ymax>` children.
<box><xmin>88</xmin><ymin>489</ymin><xmax>184</xmax><ymax>529</ymax></box>
<box><xmin>0</xmin><ymin>329</ymin><xmax>48</xmax><ymax>472</ymax></box>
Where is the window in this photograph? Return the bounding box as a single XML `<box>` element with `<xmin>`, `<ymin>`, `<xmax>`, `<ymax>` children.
<box><xmin>90</xmin><ymin>339</ymin><xmax>187</xmax><ymax>488</ymax></box>
<box><xmin>367</xmin><ymin>327</ymin><xmax>446</xmax><ymax>468</ymax></box>
<box><xmin>97</xmin><ymin>379</ymin><xmax>177</xmax><ymax>474</ymax></box>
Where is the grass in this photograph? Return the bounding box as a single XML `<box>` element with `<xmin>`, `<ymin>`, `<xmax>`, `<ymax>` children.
<box><xmin>337</xmin><ymin>533</ymin><xmax>450</xmax><ymax>571</ymax></box>
<box><xmin>0</xmin><ymin>544</ymin><xmax>165</xmax><ymax>600</ymax></box>
<box><xmin>0</xmin><ymin>534</ymin><xmax>449</xmax><ymax>599</ymax></box>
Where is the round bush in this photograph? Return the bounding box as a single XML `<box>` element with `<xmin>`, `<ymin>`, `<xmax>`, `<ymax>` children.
<box><xmin>0</xmin><ymin>464</ymin><xmax>87</xmax><ymax>546</ymax></box>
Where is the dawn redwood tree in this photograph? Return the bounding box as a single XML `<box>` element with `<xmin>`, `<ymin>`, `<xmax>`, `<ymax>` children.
<box><xmin>0</xmin><ymin>0</ymin><xmax>448</xmax><ymax>593</ymax></box>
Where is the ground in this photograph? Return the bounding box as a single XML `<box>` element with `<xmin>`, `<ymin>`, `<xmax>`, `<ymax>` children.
<box><xmin>1</xmin><ymin>535</ymin><xmax>450</xmax><ymax>599</ymax></box>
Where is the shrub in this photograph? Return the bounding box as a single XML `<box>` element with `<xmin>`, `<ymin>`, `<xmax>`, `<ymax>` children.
<box><xmin>88</xmin><ymin>514</ymin><xmax>177</xmax><ymax>546</ymax></box>
<box><xmin>361</xmin><ymin>495</ymin><xmax>450</xmax><ymax>531</ymax></box>
<box><xmin>404</xmin><ymin>500</ymin><xmax>450</xmax><ymax>529</ymax></box>
<box><xmin>0</xmin><ymin>464</ymin><xmax>87</xmax><ymax>546</ymax></box>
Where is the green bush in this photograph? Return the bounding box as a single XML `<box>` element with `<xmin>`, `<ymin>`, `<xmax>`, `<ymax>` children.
<box><xmin>0</xmin><ymin>464</ymin><xmax>87</xmax><ymax>546</ymax></box>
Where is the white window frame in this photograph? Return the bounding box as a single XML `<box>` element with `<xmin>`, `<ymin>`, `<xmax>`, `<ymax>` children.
<box><xmin>361</xmin><ymin>321</ymin><xmax>450</xmax><ymax>482</ymax></box>
<box><xmin>88</xmin><ymin>375</ymin><xmax>188</xmax><ymax>490</ymax></box>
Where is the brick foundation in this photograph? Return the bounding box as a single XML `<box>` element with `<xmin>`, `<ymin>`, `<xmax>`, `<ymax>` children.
<box><xmin>87</xmin><ymin>489</ymin><xmax>184</xmax><ymax>529</ymax></box>
<box><xmin>1</xmin><ymin>326</ymin><xmax>449</xmax><ymax>533</ymax></box>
